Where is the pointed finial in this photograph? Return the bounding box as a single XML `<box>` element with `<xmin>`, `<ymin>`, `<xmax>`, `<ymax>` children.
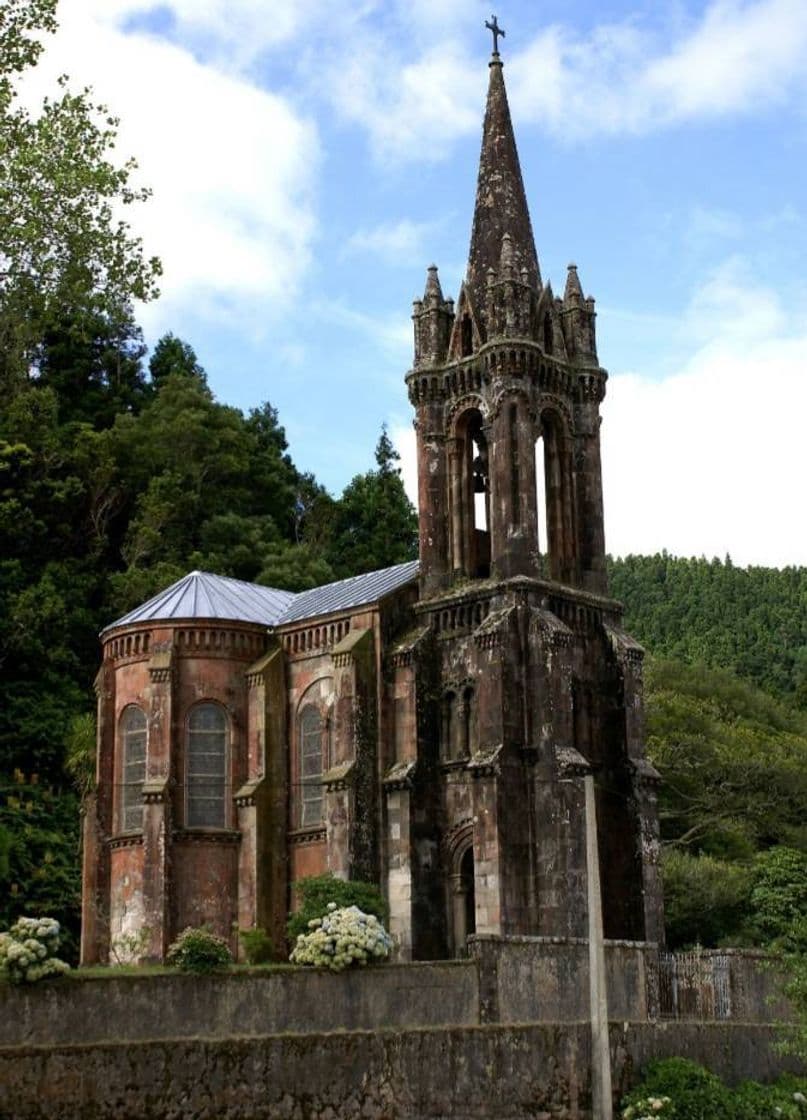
<box><xmin>500</xmin><ymin>232</ymin><xmax>514</xmax><ymax>276</ymax></box>
<box><xmin>485</xmin><ymin>14</ymin><xmax>505</xmax><ymax>57</ymax></box>
<box><xmin>564</xmin><ymin>262</ymin><xmax>583</xmax><ymax>302</ymax></box>
<box><xmin>423</xmin><ymin>264</ymin><xmax>444</xmax><ymax>306</ymax></box>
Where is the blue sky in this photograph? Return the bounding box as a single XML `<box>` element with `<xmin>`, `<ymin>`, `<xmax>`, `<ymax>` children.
<box><xmin>26</xmin><ymin>1</ymin><xmax>807</xmax><ymax>566</ymax></box>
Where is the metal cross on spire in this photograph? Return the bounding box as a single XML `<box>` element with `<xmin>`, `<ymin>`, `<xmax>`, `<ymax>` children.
<box><xmin>485</xmin><ymin>14</ymin><xmax>505</xmax><ymax>55</ymax></box>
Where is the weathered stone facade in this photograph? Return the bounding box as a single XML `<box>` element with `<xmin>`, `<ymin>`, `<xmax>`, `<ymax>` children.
<box><xmin>81</xmin><ymin>47</ymin><xmax>663</xmax><ymax>966</ymax></box>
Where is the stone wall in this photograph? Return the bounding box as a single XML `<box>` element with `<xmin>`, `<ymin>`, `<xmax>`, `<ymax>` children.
<box><xmin>1</xmin><ymin>1023</ymin><xmax>801</xmax><ymax>1120</ymax></box>
<box><xmin>0</xmin><ymin>942</ymin><xmax>799</xmax><ymax>1120</ymax></box>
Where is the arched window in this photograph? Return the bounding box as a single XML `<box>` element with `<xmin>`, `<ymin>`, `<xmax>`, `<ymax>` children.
<box><xmin>187</xmin><ymin>703</ymin><xmax>228</xmax><ymax>828</ymax></box>
<box><xmin>461</xmin><ymin>314</ymin><xmax>473</xmax><ymax>357</ymax></box>
<box><xmin>543</xmin><ymin>313</ymin><xmax>553</xmax><ymax>354</ymax></box>
<box><xmin>120</xmin><ymin>706</ymin><xmax>146</xmax><ymax>833</ymax></box>
<box><xmin>299</xmin><ymin>706</ymin><xmax>324</xmax><ymax>828</ymax></box>
<box><xmin>451</xmin><ymin>408</ymin><xmax>490</xmax><ymax>579</ymax></box>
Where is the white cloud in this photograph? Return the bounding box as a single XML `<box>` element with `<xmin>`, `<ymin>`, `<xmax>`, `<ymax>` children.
<box><xmin>509</xmin><ymin>0</ymin><xmax>807</xmax><ymax>138</ymax></box>
<box><xmin>23</xmin><ymin>1</ymin><xmax>320</xmax><ymax>330</ymax></box>
<box><xmin>603</xmin><ymin>264</ymin><xmax>807</xmax><ymax>567</ymax></box>
<box><xmin>344</xmin><ymin>219</ymin><xmax>439</xmax><ymax>265</ymax></box>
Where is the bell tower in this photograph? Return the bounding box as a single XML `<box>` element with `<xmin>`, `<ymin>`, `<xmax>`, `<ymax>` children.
<box><xmin>408</xmin><ymin>45</ymin><xmax>606</xmax><ymax>595</ymax></box>
<box><xmin>390</xmin><ymin>24</ymin><xmax>664</xmax><ymax>961</ymax></box>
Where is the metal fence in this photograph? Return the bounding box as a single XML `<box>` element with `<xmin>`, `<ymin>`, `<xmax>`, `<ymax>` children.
<box><xmin>658</xmin><ymin>951</ymin><xmax>732</xmax><ymax>1020</ymax></box>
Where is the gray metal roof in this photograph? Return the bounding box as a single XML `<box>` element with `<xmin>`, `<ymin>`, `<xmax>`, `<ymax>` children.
<box><xmin>102</xmin><ymin>560</ymin><xmax>420</xmax><ymax>634</ymax></box>
<box><xmin>102</xmin><ymin>571</ymin><xmax>296</xmax><ymax>634</ymax></box>
<box><xmin>277</xmin><ymin>560</ymin><xmax>419</xmax><ymax>624</ymax></box>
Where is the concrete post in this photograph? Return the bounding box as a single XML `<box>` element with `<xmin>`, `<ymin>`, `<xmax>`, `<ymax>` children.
<box><xmin>585</xmin><ymin>773</ymin><xmax>613</xmax><ymax>1120</ymax></box>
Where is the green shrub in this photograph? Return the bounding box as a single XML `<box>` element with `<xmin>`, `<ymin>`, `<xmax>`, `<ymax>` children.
<box><xmin>621</xmin><ymin>1060</ymin><xmax>807</xmax><ymax>1120</ymax></box>
<box><xmin>749</xmin><ymin>847</ymin><xmax>807</xmax><ymax>948</ymax></box>
<box><xmin>0</xmin><ymin>916</ymin><xmax>70</xmax><ymax>984</ymax></box>
<box><xmin>732</xmin><ymin>1077</ymin><xmax>807</xmax><ymax>1120</ymax></box>
<box><xmin>238</xmin><ymin>926</ymin><xmax>274</xmax><ymax>965</ymax></box>
<box><xmin>166</xmin><ymin>927</ymin><xmax>232</xmax><ymax>973</ymax></box>
<box><xmin>621</xmin><ymin>1058</ymin><xmax>734</xmax><ymax>1120</ymax></box>
<box><xmin>287</xmin><ymin>874</ymin><xmax>388</xmax><ymax>944</ymax></box>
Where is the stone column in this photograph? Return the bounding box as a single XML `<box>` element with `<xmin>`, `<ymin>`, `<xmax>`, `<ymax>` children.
<box><xmin>575</xmin><ymin>380</ymin><xmax>607</xmax><ymax>594</ymax></box>
<box><xmin>237</xmin><ymin>646</ymin><xmax>287</xmax><ymax>955</ymax></box>
<box><xmin>326</xmin><ymin>628</ymin><xmax>377</xmax><ymax>882</ymax></box>
<box><xmin>141</xmin><ymin>647</ymin><xmax>174</xmax><ymax>961</ymax></box>
<box><xmin>80</xmin><ymin>663</ymin><xmax>115</xmax><ymax>965</ymax></box>
<box><xmin>416</xmin><ymin>416</ymin><xmax>450</xmax><ymax>595</ymax></box>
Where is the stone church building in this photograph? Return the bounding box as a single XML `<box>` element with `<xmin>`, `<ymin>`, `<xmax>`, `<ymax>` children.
<box><xmin>81</xmin><ymin>43</ymin><xmax>664</xmax><ymax>965</ymax></box>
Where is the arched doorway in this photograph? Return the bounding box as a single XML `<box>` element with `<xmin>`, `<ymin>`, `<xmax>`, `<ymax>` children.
<box><xmin>450</xmin><ymin>842</ymin><xmax>476</xmax><ymax>956</ymax></box>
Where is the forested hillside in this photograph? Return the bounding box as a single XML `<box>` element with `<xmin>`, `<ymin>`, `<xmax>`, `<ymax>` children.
<box><xmin>609</xmin><ymin>554</ymin><xmax>807</xmax><ymax>706</ymax></box>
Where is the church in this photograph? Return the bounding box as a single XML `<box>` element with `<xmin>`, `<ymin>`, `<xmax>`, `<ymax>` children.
<box><xmin>80</xmin><ymin>35</ymin><xmax>664</xmax><ymax>965</ymax></box>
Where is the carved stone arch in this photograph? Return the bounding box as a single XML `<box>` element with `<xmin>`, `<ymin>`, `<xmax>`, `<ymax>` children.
<box><xmin>448</xmin><ymin>283</ymin><xmax>485</xmax><ymax>359</ymax></box>
<box><xmin>443</xmin><ymin>819</ymin><xmax>476</xmax><ymax>956</ymax></box>
<box><xmin>445</xmin><ymin>392</ymin><xmax>487</xmax><ymax>431</ymax></box>
<box><xmin>535</xmin><ymin>395</ymin><xmax>578</xmax><ymax>584</ymax></box>
<box><xmin>488</xmin><ymin>382</ymin><xmax>537</xmax><ymax>425</ymax></box>
<box><xmin>536</xmin><ymin>393</ymin><xmax>574</xmax><ymax>439</ymax></box>
<box><xmin>534</xmin><ymin>285</ymin><xmax>568</xmax><ymax>361</ymax></box>
<box><xmin>444</xmin><ymin>818</ymin><xmax>474</xmax><ymax>872</ymax></box>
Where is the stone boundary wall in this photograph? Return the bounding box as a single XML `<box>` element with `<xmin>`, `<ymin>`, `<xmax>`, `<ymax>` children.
<box><xmin>0</xmin><ymin>941</ymin><xmax>789</xmax><ymax>1050</ymax></box>
<box><xmin>1</xmin><ymin>1022</ymin><xmax>802</xmax><ymax>1120</ymax></box>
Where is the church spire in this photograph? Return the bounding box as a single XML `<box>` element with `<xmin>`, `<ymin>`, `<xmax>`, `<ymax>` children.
<box><xmin>465</xmin><ymin>31</ymin><xmax>540</xmax><ymax>325</ymax></box>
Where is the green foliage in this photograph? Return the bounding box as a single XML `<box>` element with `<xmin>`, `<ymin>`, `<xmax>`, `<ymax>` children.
<box><xmin>0</xmin><ymin>777</ymin><xmax>81</xmax><ymax>963</ymax></box>
<box><xmin>166</xmin><ymin>927</ymin><xmax>233</xmax><ymax>973</ymax></box>
<box><xmin>749</xmin><ymin>848</ymin><xmax>807</xmax><ymax>948</ymax></box>
<box><xmin>325</xmin><ymin>425</ymin><xmax>417</xmax><ymax>579</ymax></box>
<box><xmin>646</xmin><ymin>660</ymin><xmax>807</xmax><ymax>860</ymax></box>
<box><xmin>621</xmin><ymin>1060</ymin><xmax>807</xmax><ymax>1120</ymax></box>
<box><xmin>661</xmin><ymin>849</ymin><xmax>752</xmax><ymax>949</ymax></box>
<box><xmin>63</xmin><ymin>713</ymin><xmax>96</xmax><ymax>800</ymax></box>
<box><xmin>620</xmin><ymin>1058</ymin><xmax>734</xmax><ymax>1120</ymax></box>
<box><xmin>148</xmin><ymin>333</ymin><xmax>206</xmax><ymax>388</ymax></box>
<box><xmin>609</xmin><ymin>554</ymin><xmax>807</xmax><ymax>704</ymax></box>
<box><xmin>287</xmin><ymin>874</ymin><xmax>388</xmax><ymax>944</ymax></box>
<box><xmin>238</xmin><ymin>927</ymin><xmax>274</xmax><ymax>965</ymax></box>
<box><xmin>0</xmin><ymin>915</ymin><xmax>70</xmax><ymax>984</ymax></box>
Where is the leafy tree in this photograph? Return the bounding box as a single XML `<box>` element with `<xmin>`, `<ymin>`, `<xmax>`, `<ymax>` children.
<box><xmin>645</xmin><ymin>660</ymin><xmax>807</xmax><ymax>859</ymax></box>
<box><xmin>326</xmin><ymin>425</ymin><xmax>417</xmax><ymax>578</ymax></box>
<box><xmin>0</xmin><ymin>1</ymin><xmax>160</xmax><ymax>398</ymax></box>
<box><xmin>149</xmin><ymin>332</ymin><xmax>207</xmax><ymax>388</ymax></box>
<box><xmin>748</xmin><ymin>847</ymin><xmax>807</xmax><ymax>949</ymax></box>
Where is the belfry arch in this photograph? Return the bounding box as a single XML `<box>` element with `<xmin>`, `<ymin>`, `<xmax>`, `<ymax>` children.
<box><xmin>535</xmin><ymin>406</ymin><xmax>577</xmax><ymax>584</ymax></box>
<box><xmin>448</xmin><ymin>406</ymin><xmax>490</xmax><ymax>579</ymax></box>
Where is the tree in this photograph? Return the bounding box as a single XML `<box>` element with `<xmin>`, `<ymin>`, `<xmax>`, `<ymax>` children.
<box><xmin>149</xmin><ymin>333</ymin><xmax>207</xmax><ymax>388</ymax></box>
<box><xmin>0</xmin><ymin>0</ymin><xmax>161</xmax><ymax>399</ymax></box>
<box><xmin>326</xmin><ymin>425</ymin><xmax>417</xmax><ymax>578</ymax></box>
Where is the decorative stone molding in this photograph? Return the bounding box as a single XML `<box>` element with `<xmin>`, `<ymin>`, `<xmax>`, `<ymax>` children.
<box><xmin>142</xmin><ymin>777</ymin><xmax>169</xmax><ymax>804</ymax></box>
<box><xmin>382</xmin><ymin>759</ymin><xmax>417</xmax><ymax>791</ymax></box>
<box><xmin>108</xmin><ymin>833</ymin><xmax>143</xmax><ymax>850</ymax></box>
<box><xmin>530</xmin><ymin>607</ymin><xmax>573</xmax><ymax>648</ymax></box>
<box><xmin>387</xmin><ymin>625</ymin><xmax>430</xmax><ymax>670</ymax></box>
<box><xmin>467</xmin><ymin>743</ymin><xmax>503</xmax><ymax>778</ymax></box>
<box><xmin>171</xmin><ymin>829</ymin><xmax>241</xmax><ymax>845</ymax></box>
<box><xmin>322</xmin><ymin>760</ymin><xmax>355</xmax><ymax>792</ymax></box>
<box><xmin>473</xmin><ymin>605</ymin><xmax>515</xmax><ymax>650</ymax></box>
<box><xmin>148</xmin><ymin>649</ymin><xmax>173</xmax><ymax>684</ymax></box>
<box><xmin>554</xmin><ymin>744</ymin><xmax>590</xmax><ymax>779</ymax></box>
<box><xmin>630</xmin><ymin>757</ymin><xmax>662</xmax><ymax>787</ymax></box>
<box><xmin>288</xmin><ymin>827</ymin><xmax>326</xmax><ymax>845</ymax></box>
<box><xmin>234</xmin><ymin>778</ymin><xmax>265</xmax><ymax>808</ymax></box>
<box><xmin>603</xmin><ymin>623</ymin><xmax>646</xmax><ymax>669</ymax></box>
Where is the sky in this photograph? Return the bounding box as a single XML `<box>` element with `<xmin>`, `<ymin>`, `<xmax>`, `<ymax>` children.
<box><xmin>23</xmin><ymin>0</ymin><xmax>807</xmax><ymax>567</ymax></box>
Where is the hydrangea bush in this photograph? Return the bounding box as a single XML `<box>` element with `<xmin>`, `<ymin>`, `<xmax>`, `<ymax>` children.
<box><xmin>290</xmin><ymin>903</ymin><xmax>393</xmax><ymax>971</ymax></box>
<box><xmin>621</xmin><ymin>1096</ymin><xmax>672</xmax><ymax>1120</ymax></box>
<box><xmin>0</xmin><ymin>916</ymin><xmax>71</xmax><ymax>983</ymax></box>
